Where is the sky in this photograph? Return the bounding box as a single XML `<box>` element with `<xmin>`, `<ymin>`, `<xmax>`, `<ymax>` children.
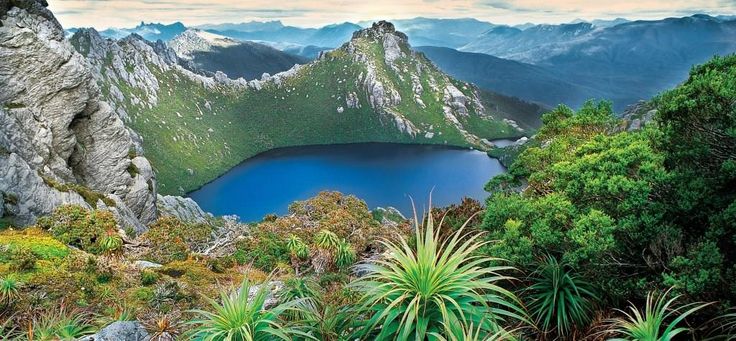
<box><xmin>49</xmin><ymin>0</ymin><xmax>736</xmax><ymax>29</ymax></box>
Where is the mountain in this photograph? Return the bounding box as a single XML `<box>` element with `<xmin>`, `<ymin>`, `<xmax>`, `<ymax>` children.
<box><xmin>460</xmin><ymin>15</ymin><xmax>736</xmax><ymax>109</ymax></box>
<box><xmin>206</xmin><ymin>22</ymin><xmax>361</xmax><ymax>49</ymax></box>
<box><xmin>168</xmin><ymin>29</ymin><xmax>307</xmax><ymax>80</ymax></box>
<box><xmin>571</xmin><ymin>17</ymin><xmax>630</xmax><ymax>28</ymax></box>
<box><xmin>95</xmin><ymin>21</ymin><xmax>187</xmax><ymax>41</ymax></box>
<box><xmin>460</xmin><ymin>22</ymin><xmax>596</xmax><ymax>63</ymax></box>
<box><xmin>195</xmin><ymin>20</ymin><xmax>285</xmax><ymax>32</ymax></box>
<box><xmin>415</xmin><ymin>46</ymin><xmax>601</xmax><ymax>110</ymax></box>
<box><xmin>0</xmin><ymin>1</ymin><xmax>207</xmax><ymax>230</ymax></box>
<box><xmin>70</xmin><ymin>21</ymin><xmax>544</xmax><ymax>195</ymax></box>
<box><xmin>362</xmin><ymin>17</ymin><xmax>497</xmax><ymax>48</ymax></box>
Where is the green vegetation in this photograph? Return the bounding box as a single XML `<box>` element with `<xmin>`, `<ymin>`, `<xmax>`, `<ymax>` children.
<box><xmin>39</xmin><ymin>176</ymin><xmax>116</xmax><ymax>208</ymax></box>
<box><xmin>38</xmin><ymin>205</ymin><xmax>120</xmax><ymax>255</ymax></box>
<box><xmin>352</xmin><ymin>208</ymin><xmax>524</xmax><ymax>339</ymax></box>
<box><xmin>527</xmin><ymin>256</ymin><xmax>597</xmax><ymax>336</ymax></box>
<box><xmin>141</xmin><ymin>216</ymin><xmax>213</xmax><ymax>264</ymax></box>
<box><xmin>607</xmin><ymin>290</ymin><xmax>711</xmax><ymax>340</ymax></box>
<box><xmin>2</xmin><ymin>55</ymin><xmax>734</xmax><ymax>339</ymax></box>
<box><xmin>187</xmin><ymin>280</ymin><xmax>297</xmax><ymax>340</ymax></box>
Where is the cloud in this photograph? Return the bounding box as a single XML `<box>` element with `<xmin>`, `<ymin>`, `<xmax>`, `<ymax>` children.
<box><xmin>48</xmin><ymin>0</ymin><xmax>736</xmax><ymax>29</ymax></box>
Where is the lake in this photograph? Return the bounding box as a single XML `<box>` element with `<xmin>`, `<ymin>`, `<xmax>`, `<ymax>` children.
<box><xmin>188</xmin><ymin>143</ymin><xmax>508</xmax><ymax>222</ymax></box>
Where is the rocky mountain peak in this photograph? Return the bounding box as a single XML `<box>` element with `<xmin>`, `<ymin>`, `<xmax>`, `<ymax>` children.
<box><xmin>352</xmin><ymin>20</ymin><xmax>408</xmax><ymax>42</ymax></box>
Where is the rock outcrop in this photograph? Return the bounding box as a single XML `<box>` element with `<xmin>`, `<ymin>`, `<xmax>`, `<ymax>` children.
<box><xmin>0</xmin><ymin>0</ymin><xmax>211</xmax><ymax>231</ymax></box>
<box><xmin>0</xmin><ymin>0</ymin><xmax>159</xmax><ymax>229</ymax></box>
<box><xmin>156</xmin><ymin>194</ymin><xmax>211</xmax><ymax>224</ymax></box>
<box><xmin>81</xmin><ymin>321</ymin><xmax>149</xmax><ymax>341</ymax></box>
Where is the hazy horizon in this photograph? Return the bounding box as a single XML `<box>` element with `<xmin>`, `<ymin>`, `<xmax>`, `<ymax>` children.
<box><xmin>50</xmin><ymin>0</ymin><xmax>735</xmax><ymax>30</ymax></box>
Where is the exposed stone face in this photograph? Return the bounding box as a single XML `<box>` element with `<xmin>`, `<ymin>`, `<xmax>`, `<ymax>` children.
<box><xmin>0</xmin><ymin>0</ymin><xmax>157</xmax><ymax>227</ymax></box>
<box><xmin>156</xmin><ymin>194</ymin><xmax>211</xmax><ymax>224</ymax></box>
<box><xmin>81</xmin><ymin>321</ymin><xmax>149</xmax><ymax>341</ymax></box>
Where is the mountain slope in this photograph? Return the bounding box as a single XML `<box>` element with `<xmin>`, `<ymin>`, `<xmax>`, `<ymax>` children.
<box><xmin>415</xmin><ymin>46</ymin><xmax>602</xmax><ymax>109</ymax></box>
<box><xmin>72</xmin><ymin>21</ymin><xmax>542</xmax><ymax>195</ymax></box>
<box><xmin>168</xmin><ymin>29</ymin><xmax>307</xmax><ymax>80</ymax></box>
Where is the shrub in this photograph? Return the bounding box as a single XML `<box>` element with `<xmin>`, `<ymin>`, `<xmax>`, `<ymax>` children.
<box><xmin>233</xmin><ymin>231</ymin><xmax>289</xmax><ymax>271</ymax></box>
<box><xmin>206</xmin><ymin>256</ymin><xmax>235</xmax><ymax>273</ymax></box>
<box><xmin>352</xmin><ymin>207</ymin><xmax>526</xmax><ymax>339</ymax></box>
<box><xmin>431</xmin><ymin>197</ymin><xmax>484</xmax><ymax>233</ymax></box>
<box><xmin>141</xmin><ymin>217</ymin><xmax>213</xmax><ymax>264</ymax></box>
<box><xmin>262</xmin><ymin>191</ymin><xmax>385</xmax><ymax>254</ymax></box>
<box><xmin>39</xmin><ymin>205</ymin><xmax>119</xmax><ymax>255</ymax></box>
<box><xmin>526</xmin><ymin>256</ymin><xmax>598</xmax><ymax>336</ymax></box>
<box><xmin>187</xmin><ymin>280</ymin><xmax>302</xmax><ymax>340</ymax></box>
<box><xmin>141</xmin><ymin>270</ymin><xmax>159</xmax><ymax>286</ymax></box>
<box><xmin>606</xmin><ymin>289</ymin><xmax>711</xmax><ymax>340</ymax></box>
<box><xmin>8</xmin><ymin>245</ymin><xmax>38</xmax><ymax>272</ymax></box>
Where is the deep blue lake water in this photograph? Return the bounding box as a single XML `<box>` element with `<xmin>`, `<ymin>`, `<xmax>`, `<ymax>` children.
<box><xmin>188</xmin><ymin>143</ymin><xmax>508</xmax><ymax>222</ymax></box>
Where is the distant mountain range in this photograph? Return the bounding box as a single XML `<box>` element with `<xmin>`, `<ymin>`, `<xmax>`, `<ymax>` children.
<box><xmin>361</xmin><ymin>18</ymin><xmax>496</xmax><ymax>48</ymax></box>
<box><xmin>74</xmin><ymin>21</ymin><xmax>188</xmax><ymax>41</ymax></box>
<box><xmin>456</xmin><ymin>14</ymin><xmax>736</xmax><ymax>109</ymax></box>
<box><xmin>67</xmin><ymin>14</ymin><xmax>736</xmax><ymax>110</ymax></box>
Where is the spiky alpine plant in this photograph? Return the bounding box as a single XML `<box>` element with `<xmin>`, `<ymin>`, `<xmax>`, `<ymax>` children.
<box><xmin>434</xmin><ymin>321</ymin><xmax>518</xmax><ymax>341</ymax></box>
<box><xmin>287</xmin><ymin>235</ymin><xmax>310</xmax><ymax>260</ymax></box>
<box><xmin>526</xmin><ymin>255</ymin><xmax>598</xmax><ymax>336</ymax></box>
<box><xmin>314</xmin><ymin>230</ymin><xmax>340</xmax><ymax>250</ymax></box>
<box><xmin>26</xmin><ymin>306</ymin><xmax>94</xmax><ymax>341</ymax></box>
<box><xmin>0</xmin><ymin>277</ymin><xmax>20</xmax><ymax>308</ymax></box>
<box><xmin>187</xmin><ymin>279</ymin><xmax>309</xmax><ymax>341</ymax></box>
<box><xmin>334</xmin><ymin>239</ymin><xmax>357</xmax><ymax>270</ymax></box>
<box><xmin>607</xmin><ymin>289</ymin><xmax>712</xmax><ymax>341</ymax></box>
<box><xmin>351</xmin><ymin>205</ymin><xmax>527</xmax><ymax>340</ymax></box>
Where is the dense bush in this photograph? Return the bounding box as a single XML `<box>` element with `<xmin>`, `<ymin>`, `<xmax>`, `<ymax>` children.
<box><xmin>233</xmin><ymin>230</ymin><xmax>289</xmax><ymax>271</ymax></box>
<box><xmin>38</xmin><ymin>205</ymin><xmax>121</xmax><ymax>255</ymax></box>
<box><xmin>482</xmin><ymin>55</ymin><xmax>736</xmax><ymax>311</ymax></box>
<box><xmin>8</xmin><ymin>245</ymin><xmax>38</xmax><ymax>272</ymax></box>
<box><xmin>141</xmin><ymin>216</ymin><xmax>213</xmax><ymax>264</ymax></box>
<box><xmin>236</xmin><ymin>191</ymin><xmax>395</xmax><ymax>274</ymax></box>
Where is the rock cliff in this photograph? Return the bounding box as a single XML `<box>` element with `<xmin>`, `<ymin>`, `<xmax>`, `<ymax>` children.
<box><xmin>0</xmin><ymin>0</ymin><xmax>206</xmax><ymax>229</ymax></box>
